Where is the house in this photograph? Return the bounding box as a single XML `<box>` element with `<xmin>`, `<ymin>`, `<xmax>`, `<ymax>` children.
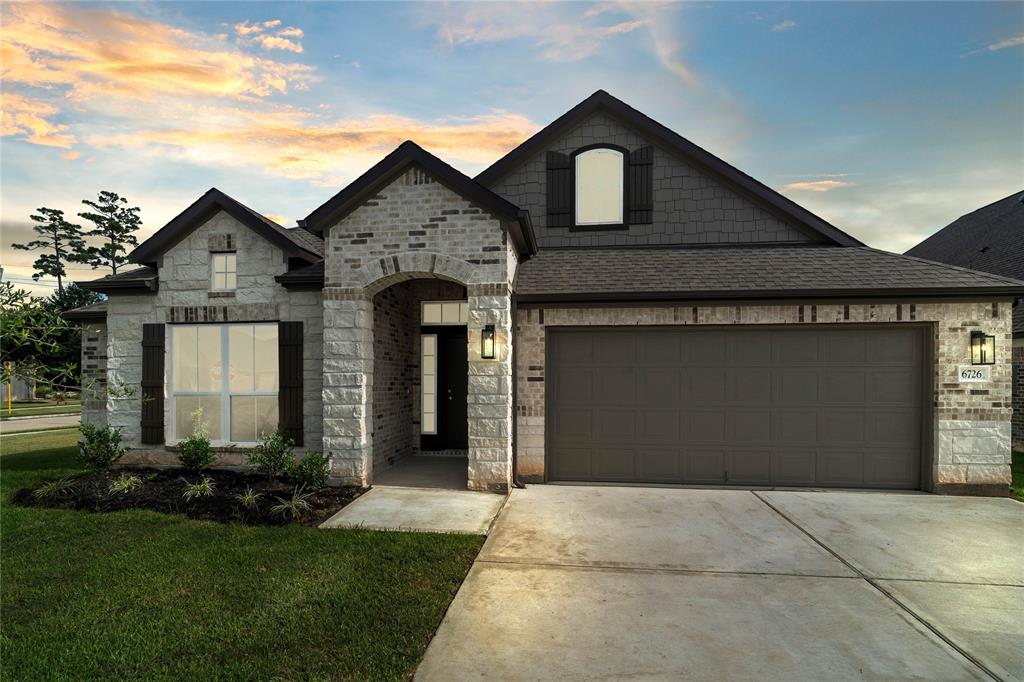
<box><xmin>69</xmin><ymin>91</ymin><xmax>1023</xmax><ymax>496</ymax></box>
<box><xmin>905</xmin><ymin>191</ymin><xmax>1024</xmax><ymax>450</ymax></box>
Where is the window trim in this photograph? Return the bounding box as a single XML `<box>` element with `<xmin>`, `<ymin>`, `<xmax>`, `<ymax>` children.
<box><xmin>210</xmin><ymin>252</ymin><xmax>237</xmax><ymax>292</ymax></box>
<box><xmin>571</xmin><ymin>143</ymin><xmax>629</xmax><ymax>232</ymax></box>
<box><xmin>167</xmin><ymin>322</ymin><xmax>278</xmax><ymax>445</ymax></box>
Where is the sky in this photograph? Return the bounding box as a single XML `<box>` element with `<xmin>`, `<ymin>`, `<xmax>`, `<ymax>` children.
<box><xmin>2</xmin><ymin>1</ymin><xmax>1022</xmax><ymax>296</ymax></box>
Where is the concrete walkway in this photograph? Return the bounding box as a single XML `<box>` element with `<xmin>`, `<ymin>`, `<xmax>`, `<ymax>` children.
<box><xmin>417</xmin><ymin>486</ymin><xmax>1024</xmax><ymax>680</ymax></box>
<box><xmin>0</xmin><ymin>414</ymin><xmax>79</xmax><ymax>434</ymax></box>
<box><xmin>320</xmin><ymin>486</ymin><xmax>505</xmax><ymax>534</ymax></box>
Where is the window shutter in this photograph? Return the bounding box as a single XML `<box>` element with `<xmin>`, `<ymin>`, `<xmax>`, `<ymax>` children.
<box><xmin>546</xmin><ymin>151</ymin><xmax>572</xmax><ymax>228</ymax></box>
<box><xmin>140</xmin><ymin>323</ymin><xmax>165</xmax><ymax>445</ymax></box>
<box><xmin>627</xmin><ymin>146</ymin><xmax>653</xmax><ymax>225</ymax></box>
<box><xmin>278</xmin><ymin>321</ymin><xmax>304</xmax><ymax>446</ymax></box>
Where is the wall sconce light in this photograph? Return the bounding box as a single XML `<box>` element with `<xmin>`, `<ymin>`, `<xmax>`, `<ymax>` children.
<box><xmin>970</xmin><ymin>331</ymin><xmax>995</xmax><ymax>365</ymax></box>
<box><xmin>481</xmin><ymin>324</ymin><xmax>496</xmax><ymax>360</ymax></box>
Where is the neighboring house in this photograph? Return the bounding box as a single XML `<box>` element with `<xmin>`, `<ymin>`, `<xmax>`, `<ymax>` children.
<box><xmin>905</xmin><ymin>192</ymin><xmax>1024</xmax><ymax>449</ymax></box>
<box><xmin>68</xmin><ymin>91</ymin><xmax>1024</xmax><ymax>495</ymax></box>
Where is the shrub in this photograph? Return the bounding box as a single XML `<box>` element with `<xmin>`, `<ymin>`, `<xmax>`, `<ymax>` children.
<box><xmin>249</xmin><ymin>430</ymin><xmax>294</xmax><ymax>482</ymax></box>
<box><xmin>33</xmin><ymin>477</ymin><xmax>76</xmax><ymax>501</ymax></box>
<box><xmin>233</xmin><ymin>487</ymin><xmax>263</xmax><ymax>511</ymax></box>
<box><xmin>182</xmin><ymin>476</ymin><xmax>216</xmax><ymax>501</ymax></box>
<box><xmin>270</xmin><ymin>487</ymin><xmax>312</xmax><ymax>521</ymax></box>
<box><xmin>178</xmin><ymin>409</ymin><xmax>215</xmax><ymax>473</ymax></box>
<box><xmin>107</xmin><ymin>474</ymin><xmax>142</xmax><ymax>496</ymax></box>
<box><xmin>77</xmin><ymin>423</ymin><xmax>126</xmax><ymax>471</ymax></box>
<box><xmin>287</xmin><ymin>451</ymin><xmax>330</xmax><ymax>491</ymax></box>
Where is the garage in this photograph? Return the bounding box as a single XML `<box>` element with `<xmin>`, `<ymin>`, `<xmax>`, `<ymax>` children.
<box><xmin>547</xmin><ymin>326</ymin><xmax>927</xmax><ymax>489</ymax></box>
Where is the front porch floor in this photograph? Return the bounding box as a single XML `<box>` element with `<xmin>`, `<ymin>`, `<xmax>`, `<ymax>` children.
<box><xmin>375</xmin><ymin>455</ymin><xmax>468</xmax><ymax>490</ymax></box>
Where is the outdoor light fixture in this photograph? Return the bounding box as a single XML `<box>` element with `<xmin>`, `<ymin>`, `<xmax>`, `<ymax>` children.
<box><xmin>481</xmin><ymin>324</ymin><xmax>496</xmax><ymax>360</ymax></box>
<box><xmin>970</xmin><ymin>331</ymin><xmax>995</xmax><ymax>365</ymax></box>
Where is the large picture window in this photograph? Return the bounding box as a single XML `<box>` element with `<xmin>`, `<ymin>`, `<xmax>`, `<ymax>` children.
<box><xmin>575</xmin><ymin>147</ymin><xmax>624</xmax><ymax>226</ymax></box>
<box><xmin>171</xmin><ymin>323</ymin><xmax>278</xmax><ymax>442</ymax></box>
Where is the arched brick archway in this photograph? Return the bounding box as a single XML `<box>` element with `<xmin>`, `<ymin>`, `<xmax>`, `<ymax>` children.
<box><xmin>356</xmin><ymin>252</ymin><xmax>476</xmax><ymax>295</ymax></box>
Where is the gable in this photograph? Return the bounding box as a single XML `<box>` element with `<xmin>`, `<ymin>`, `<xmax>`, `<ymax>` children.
<box><xmin>479</xmin><ymin>90</ymin><xmax>861</xmax><ymax>249</ymax></box>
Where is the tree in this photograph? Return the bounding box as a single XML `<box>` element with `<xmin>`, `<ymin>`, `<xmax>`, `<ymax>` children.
<box><xmin>11</xmin><ymin>208</ymin><xmax>87</xmax><ymax>293</ymax></box>
<box><xmin>49</xmin><ymin>282</ymin><xmax>102</xmax><ymax>313</ymax></box>
<box><xmin>0</xmin><ymin>280</ymin><xmax>77</xmax><ymax>393</ymax></box>
<box><xmin>78</xmin><ymin>191</ymin><xmax>142</xmax><ymax>276</ymax></box>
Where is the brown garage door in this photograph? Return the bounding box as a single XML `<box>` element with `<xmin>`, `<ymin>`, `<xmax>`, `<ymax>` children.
<box><xmin>547</xmin><ymin>327</ymin><xmax>925</xmax><ymax>489</ymax></box>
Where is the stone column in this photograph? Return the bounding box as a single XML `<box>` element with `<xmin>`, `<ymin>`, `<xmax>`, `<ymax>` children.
<box><xmin>322</xmin><ymin>288</ymin><xmax>374</xmax><ymax>486</ymax></box>
<box><xmin>467</xmin><ymin>283</ymin><xmax>513</xmax><ymax>493</ymax></box>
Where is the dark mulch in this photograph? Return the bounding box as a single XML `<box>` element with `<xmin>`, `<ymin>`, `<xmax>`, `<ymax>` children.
<box><xmin>13</xmin><ymin>467</ymin><xmax>366</xmax><ymax>526</ymax></box>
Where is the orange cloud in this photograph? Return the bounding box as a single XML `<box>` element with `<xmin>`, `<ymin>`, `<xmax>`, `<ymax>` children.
<box><xmin>88</xmin><ymin>109</ymin><xmax>541</xmax><ymax>183</ymax></box>
<box><xmin>1</xmin><ymin>4</ymin><xmax>315</xmax><ymax>103</ymax></box>
<box><xmin>253</xmin><ymin>34</ymin><xmax>304</xmax><ymax>53</ymax></box>
<box><xmin>781</xmin><ymin>179</ymin><xmax>854</xmax><ymax>192</ymax></box>
<box><xmin>278</xmin><ymin>27</ymin><xmax>304</xmax><ymax>39</ymax></box>
<box><xmin>0</xmin><ymin>93</ymin><xmax>76</xmax><ymax>148</ymax></box>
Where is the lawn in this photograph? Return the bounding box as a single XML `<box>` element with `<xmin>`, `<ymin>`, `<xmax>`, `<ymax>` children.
<box><xmin>0</xmin><ymin>401</ymin><xmax>81</xmax><ymax>420</ymax></box>
<box><xmin>1012</xmin><ymin>449</ymin><xmax>1023</xmax><ymax>503</ymax></box>
<box><xmin>0</xmin><ymin>429</ymin><xmax>484</xmax><ymax>680</ymax></box>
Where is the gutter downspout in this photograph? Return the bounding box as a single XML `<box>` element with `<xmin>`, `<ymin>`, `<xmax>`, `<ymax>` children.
<box><xmin>510</xmin><ymin>294</ymin><xmax>525</xmax><ymax>489</ymax></box>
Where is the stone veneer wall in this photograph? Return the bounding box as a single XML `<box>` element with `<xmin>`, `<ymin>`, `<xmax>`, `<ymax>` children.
<box><xmin>80</xmin><ymin>322</ymin><xmax>108</xmax><ymax>428</ymax></box>
<box><xmin>104</xmin><ymin>209</ymin><xmax>324</xmax><ymax>466</ymax></box>
<box><xmin>1013</xmin><ymin>344</ymin><xmax>1023</xmax><ymax>449</ymax></box>
<box><xmin>514</xmin><ymin>300</ymin><xmax>1015</xmax><ymax>492</ymax></box>
<box><xmin>322</xmin><ymin>167</ymin><xmax>517</xmax><ymax>492</ymax></box>
<box><xmin>487</xmin><ymin>111</ymin><xmax>816</xmax><ymax>249</ymax></box>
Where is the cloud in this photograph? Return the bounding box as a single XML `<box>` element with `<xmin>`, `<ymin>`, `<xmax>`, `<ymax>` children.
<box><xmin>232</xmin><ymin>18</ymin><xmax>304</xmax><ymax>52</ymax></box>
<box><xmin>984</xmin><ymin>34</ymin><xmax>1024</xmax><ymax>51</ymax></box>
<box><xmin>87</xmin><ymin>109</ymin><xmax>543</xmax><ymax>184</ymax></box>
<box><xmin>253</xmin><ymin>34</ymin><xmax>304</xmax><ymax>53</ymax></box>
<box><xmin>278</xmin><ymin>27</ymin><xmax>304</xmax><ymax>39</ymax></box>
<box><xmin>1</xmin><ymin>4</ymin><xmax>315</xmax><ymax>103</ymax></box>
<box><xmin>60</xmin><ymin>151</ymin><xmax>81</xmax><ymax>161</ymax></box>
<box><xmin>0</xmin><ymin>93</ymin><xmax>76</xmax><ymax>148</ymax></box>
<box><xmin>780</xmin><ymin>179</ymin><xmax>853</xmax><ymax>192</ymax></box>
<box><xmin>771</xmin><ymin>19</ymin><xmax>797</xmax><ymax>32</ymax></box>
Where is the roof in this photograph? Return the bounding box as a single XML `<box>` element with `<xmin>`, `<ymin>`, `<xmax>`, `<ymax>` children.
<box><xmin>905</xmin><ymin>191</ymin><xmax>1024</xmax><ymax>333</ymax></box>
<box><xmin>300</xmin><ymin>141</ymin><xmax>538</xmax><ymax>257</ymax></box>
<box><xmin>130</xmin><ymin>188</ymin><xmax>323</xmax><ymax>264</ymax></box>
<box><xmin>62</xmin><ymin>301</ymin><xmax>108</xmax><ymax>322</ymax></box>
<box><xmin>77</xmin><ymin>266</ymin><xmax>158</xmax><ymax>293</ymax></box>
<box><xmin>476</xmin><ymin>90</ymin><xmax>863</xmax><ymax>248</ymax></box>
<box><xmin>275</xmin><ymin>259</ymin><xmax>324</xmax><ymax>289</ymax></box>
<box><xmin>513</xmin><ymin>246</ymin><xmax>1024</xmax><ymax>302</ymax></box>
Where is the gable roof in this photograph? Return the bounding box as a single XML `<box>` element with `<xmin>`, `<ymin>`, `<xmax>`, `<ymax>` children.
<box><xmin>905</xmin><ymin>190</ymin><xmax>1024</xmax><ymax>334</ymax></box>
<box><xmin>299</xmin><ymin>140</ymin><xmax>538</xmax><ymax>256</ymax></box>
<box><xmin>77</xmin><ymin>265</ymin><xmax>158</xmax><ymax>293</ymax></box>
<box><xmin>476</xmin><ymin>90</ymin><xmax>862</xmax><ymax>248</ymax></box>
<box><xmin>130</xmin><ymin>188</ymin><xmax>323</xmax><ymax>264</ymax></box>
<box><xmin>514</xmin><ymin>246</ymin><xmax>1024</xmax><ymax>302</ymax></box>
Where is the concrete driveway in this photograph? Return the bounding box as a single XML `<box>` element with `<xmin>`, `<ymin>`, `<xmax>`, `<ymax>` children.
<box><xmin>417</xmin><ymin>486</ymin><xmax>1024</xmax><ymax>681</ymax></box>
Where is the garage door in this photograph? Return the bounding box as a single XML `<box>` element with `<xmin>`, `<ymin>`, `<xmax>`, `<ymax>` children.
<box><xmin>547</xmin><ymin>327</ymin><xmax>925</xmax><ymax>489</ymax></box>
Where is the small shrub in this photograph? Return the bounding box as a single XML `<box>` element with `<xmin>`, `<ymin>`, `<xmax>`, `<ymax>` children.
<box><xmin>182</xmin><ymin>476</ymin><xmax>216</xmax><ymax>502</ymax></box>
<box><xmin>178</xmin><ymin>409</ymin><xmax>215</xmax><ymax>474</ymax></box>
<box><xmin>33</xmin><ymin>477</ymin><xmax>76</xmax><ymax>501</ymax></box>
<box><xmin>233</xmin><ymin>487</ymin><xmax>263</xmax><ymax>511</ymax></box>
<box><xmin>108</xmin><ymin>473</ymin><xmax>142</xmax><ymax>496</ymax></box>
<box><xmin>287</xmin><ymin>451</ymin><xmax>330</xmax><ymax>491</ymax></box>
<box><xmin>270</xmin><ymin>487</ymin><xmax>312</xmax><ymax>521</ymax></box>
<box><xmin>249</xmin><ymin>430</ymin><xmax>294</xmax><ymax>482</ymax></box>
<box><xmin>77</xmin><ymin>423</ymin><xmax>126</xmax><ymax>471</ymax></box>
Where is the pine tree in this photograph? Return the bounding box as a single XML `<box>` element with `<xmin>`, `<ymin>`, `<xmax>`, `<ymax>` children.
<box><xmin>11</xmin><ymin>208</ymin><xmax>87</xmax><ymax>293</ymax></box>
<box><xmin>78</xmin><ymin>191</ymin><xmax>142</xmax><ymax>275</ymax></box>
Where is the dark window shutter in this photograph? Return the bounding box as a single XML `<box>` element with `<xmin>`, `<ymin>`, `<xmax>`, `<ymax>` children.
<box><xmin>546</xmin><ymin>151</ymin><xmax>572</xmax><ymax>228</ymax></box>
<box><xmin>140</xmin><ymin>323</ymin><xmax>165</xmax><ymax>445</ymax></box>
<box><xmin>627</xmin><ymin>146</ymin><xmax>653</xmax><ymax>224</ymax></box>
<box><xmin>278</xmin><ymin>321</ymin><xmax>303</xmax><ymax>446</ymax></box>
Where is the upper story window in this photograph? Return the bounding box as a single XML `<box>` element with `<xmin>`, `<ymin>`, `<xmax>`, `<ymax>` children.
<box><xmin>575</xmin><ymin>147</ymin><xmax>624</xmax><ymax>226</ymax></box>
<box><xmin>211</xmin><ymin>253</ymin><xmax>237</xmax><ymax>291</ymax></box>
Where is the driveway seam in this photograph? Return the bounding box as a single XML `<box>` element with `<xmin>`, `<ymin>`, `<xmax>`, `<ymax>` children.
<box><xmin>750</xmin><ymin>491</ymin><xmax>1000</xmax><ymax>682</ymax></box>
<box><xmin>476</xmin><ymin>556</ymin><xmax>861</xmax><ymax>580</ymax></box>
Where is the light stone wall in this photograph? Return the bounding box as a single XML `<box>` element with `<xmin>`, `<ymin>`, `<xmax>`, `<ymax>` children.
<box><xmin>103</xmin><ymin>210</ymin><xmax>324</xmax><ymax>465</ymax></box>
<box><xmin>322</xmin><ymin>167</ymin><xmax>517</xmax><ymax>492</ymax></box>
<box><xmin>80</xmin><ymin>322</ymin><xmax>108</xmax><ymax>428</ymax></box>
<box><xmin>515</xmin><ymin>299</ymin><xmax>1015</xmax><ymax>491</ymax></box>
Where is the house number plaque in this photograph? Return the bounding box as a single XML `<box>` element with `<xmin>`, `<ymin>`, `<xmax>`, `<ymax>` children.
<box><xmin>957</xmin><ymin>365</ymin><xmax>991</xmax><ymax>383</ymax></box>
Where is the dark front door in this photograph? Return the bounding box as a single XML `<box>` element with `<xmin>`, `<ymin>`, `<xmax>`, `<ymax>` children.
<box><xmin>422</xmin><ymin>327</ymin><xmax>468</xmax><ymax>450</ymax></box>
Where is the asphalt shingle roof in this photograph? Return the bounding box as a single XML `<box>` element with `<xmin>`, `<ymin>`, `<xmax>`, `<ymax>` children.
<box><xmin>905</xmin><ymin>191</ymin><xmax>1024</xmax><ymax>333</ymax></box>
<box><xmin>513</xmin><ymin>246</ymin><xmax>1024</xmax><ymax>301</ymax></box>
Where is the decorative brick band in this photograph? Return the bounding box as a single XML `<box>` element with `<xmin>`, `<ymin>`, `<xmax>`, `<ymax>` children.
<box><xmin>1013</xmin><ymin>344</ymin><xmax>1023</xmax><ymax>449</ymax></box>
<box><xmin>208</xmin><ymin>233</ymin><xmax>235</xmax><ymax>252</ymax></box>
<box><xmin>470</xmin><ymin>282</ymin><xmax>510</xmax><ymax>297</ymax></box>
<box><xmin>166</xmin><ymin>303</ymin><xmax>279</xmax><ymax>323</ymax></box>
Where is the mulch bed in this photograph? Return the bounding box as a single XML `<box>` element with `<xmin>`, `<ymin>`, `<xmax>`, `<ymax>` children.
<box><xmin>13</xmin><ymin>468</ymin><xmax>366</xmax><ymax>526</ymax></box>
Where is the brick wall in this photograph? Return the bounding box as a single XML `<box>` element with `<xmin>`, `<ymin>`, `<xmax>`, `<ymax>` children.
<box><xmin>1013</xmin><ymin>343</ymin><xmax>1023</xmax><ymax>450</ymax></box>
<box><xmin>80</xmin><ymin>322</ymin><xmax>107</xmax><ymax>428</ymax></box>
<box><xmin>487</xmin><ymin>111</ymin><xmax>816</xmax><ymax>249</ymax></box>
<box><xmin>515</xmin><ymin>300</ymin><xmax>1015</xmax><ymax>491</ymax></box>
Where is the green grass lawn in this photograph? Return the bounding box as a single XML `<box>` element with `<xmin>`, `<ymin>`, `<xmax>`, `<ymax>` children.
<box><xmin>1012</xmin><ymin>450</ymin><xmax>1023</xmax><ymax>502</ymax></box>
<box><xmin>0</xmin><ymin>429</ymin><xmax>483</xmax><ymax>680</ymax></box>
<box><xmin>0</xmin><ymin>402</ymin><xmax>81</xmax><ymax>420</ymax></box>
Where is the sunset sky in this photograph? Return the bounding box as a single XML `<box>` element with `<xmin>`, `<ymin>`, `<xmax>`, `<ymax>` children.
<box><xmin>2</xmin><ymin>1</ymin><xmax>1022</xmax><ymax>295</ymax></box>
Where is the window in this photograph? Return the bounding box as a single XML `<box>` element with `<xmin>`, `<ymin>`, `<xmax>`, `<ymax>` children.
<box><xmin>171</xmin><ymin>323</ymin><xmax>278</xmax><ymax>442</ymax></box>
<box><xmin>575</xmin><ymin>147</ymin><xmax>624</xmax><ymax>226</ymax></box>
<box><xmin>211</xmin><ymin>253</ymin><xmax>237</xmax><ymax>291</ymax></box>
<box><xmin>421</xmin><ymin>334</ymin><xmax>437</xmax><ymax>434</ymax></box>
<box><xmin>421</xmin><ymin>301</ymin><xmax>468</xmax><ymax>325</ymax></box>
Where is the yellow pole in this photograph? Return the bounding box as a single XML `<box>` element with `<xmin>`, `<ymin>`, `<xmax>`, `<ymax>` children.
<box><xmin>6</xmin><ymin>363</ymin><xmax>11</xmax><ymax>416</ymax></box>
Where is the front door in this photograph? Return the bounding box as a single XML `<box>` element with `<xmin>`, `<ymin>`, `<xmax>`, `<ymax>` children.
<box><xmin>421</xmin><ymin>326</ymin><xmax>468</xmax><ymax>450</ymax></box>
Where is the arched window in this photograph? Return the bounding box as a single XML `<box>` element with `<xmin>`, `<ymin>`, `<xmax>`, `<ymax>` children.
<box><xmin>575</xmin><ymin>147</ymin><xmax>624</xmax><ymax>226</ymax></box>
